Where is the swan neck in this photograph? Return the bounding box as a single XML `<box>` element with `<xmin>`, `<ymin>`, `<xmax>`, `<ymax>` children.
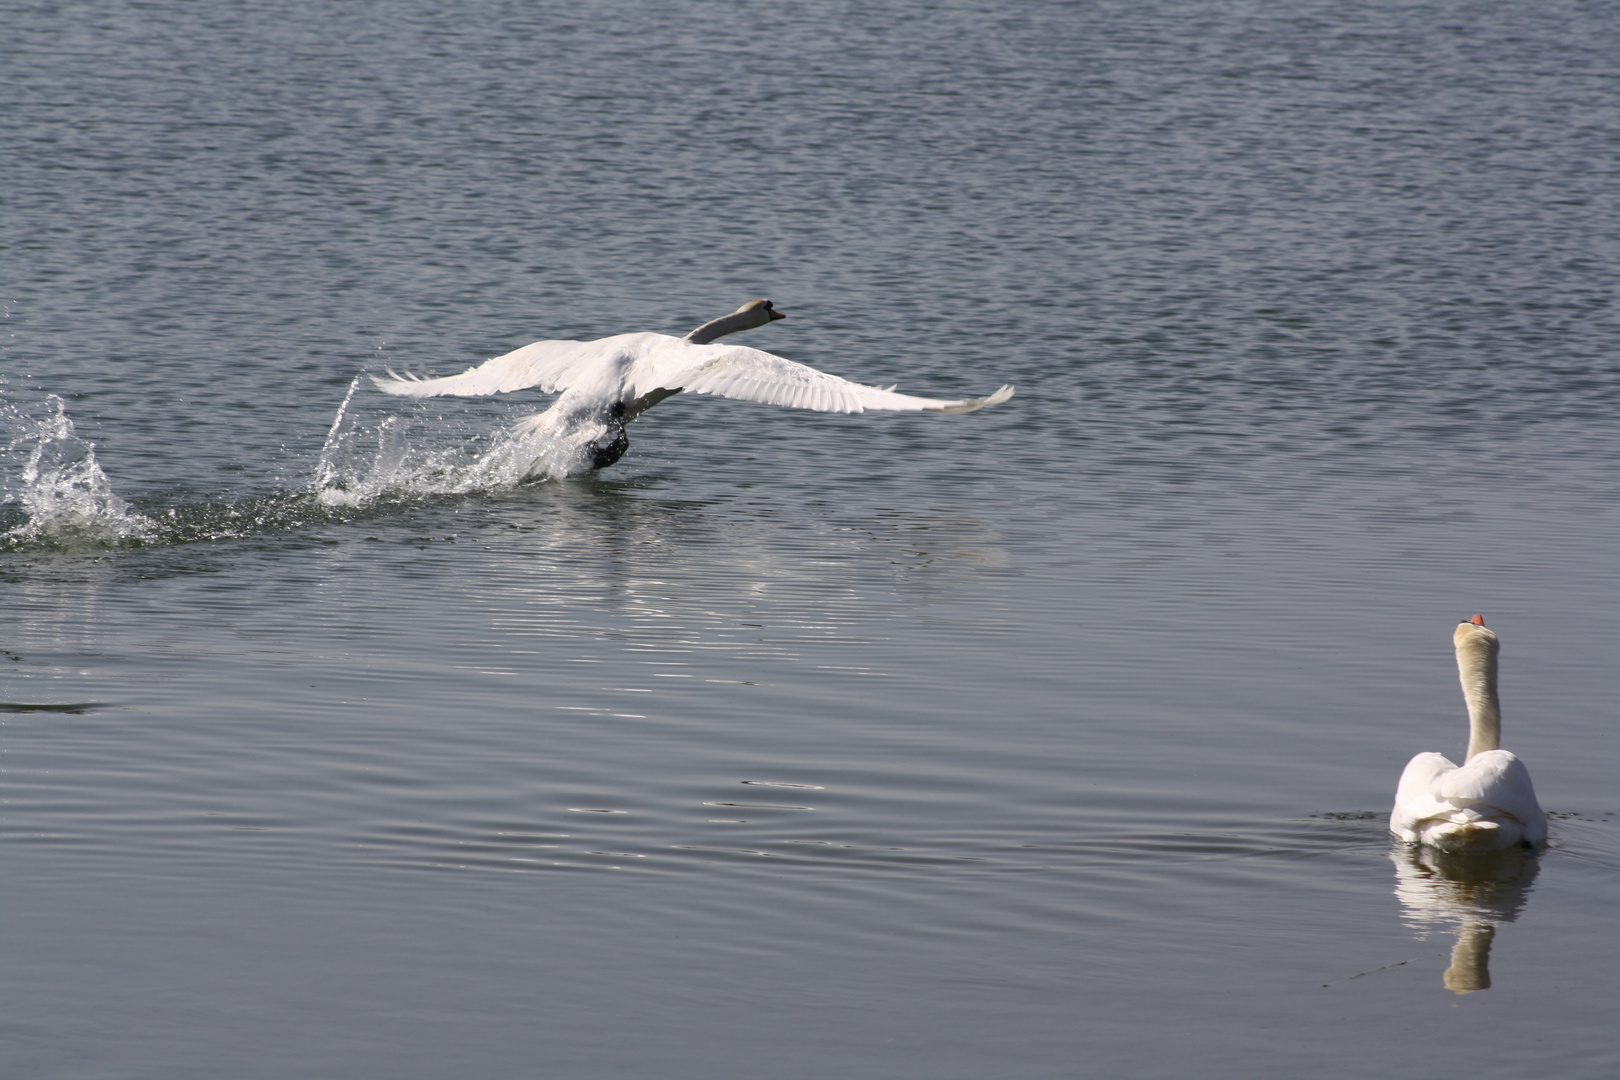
<box><xmin>683</xmin><ymin>311</ymin><xmax>753</xmax><ymax>345</ymax></box>
<box><xmin>1443</xmin><ymin>922</ymin><xmax>1494</xmax><ymax>994</ymax></box>
<box><xmin>1456</xmin><ymin>630</ymin><xmax>1501</xmax><ymax>761</ymax></box>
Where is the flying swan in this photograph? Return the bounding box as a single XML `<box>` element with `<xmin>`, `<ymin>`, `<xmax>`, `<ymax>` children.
<box><xmin>372</xmin><ymin>299</ymin><xmax>1015</xmax><ymax>478</ymax></box>
<box><xmin>1390</xmin><ymin>616</ymin><xmax>1547</xmax><ymax>852</ymax></box>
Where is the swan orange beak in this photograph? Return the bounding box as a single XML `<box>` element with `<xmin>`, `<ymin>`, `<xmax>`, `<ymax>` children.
<box><xmin>768</xmin><ymin>308</ymin><xmax>786</xmax><ymax>320</ymax></box>
<box><xmin>1470</xmin><ymin>614</ymin><xmax>1485</xmax><ymax>625</ymax></box>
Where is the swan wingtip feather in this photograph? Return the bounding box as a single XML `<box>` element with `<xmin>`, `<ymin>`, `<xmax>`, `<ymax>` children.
<box><xmin>922</xmin><ymin>383</ymin><xmax>1017</xmax><ymax>414</ymax></box>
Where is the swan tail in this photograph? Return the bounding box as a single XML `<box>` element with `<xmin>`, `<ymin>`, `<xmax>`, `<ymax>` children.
<box><xmin>1416</xmin><ymin>816</ymin><xmax>1526</xmax><ymax>853</ymax></box>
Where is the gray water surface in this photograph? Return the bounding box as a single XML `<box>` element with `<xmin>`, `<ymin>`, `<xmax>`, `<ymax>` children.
<box><xmin>4</xmin><ymin>2</ymin><xmax>1618</xmax><ymax>1077</ymax></box>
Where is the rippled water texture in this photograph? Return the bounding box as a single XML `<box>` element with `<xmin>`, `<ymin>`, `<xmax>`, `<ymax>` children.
<box><xmin>4</xmin><ymin>2</ymin><xmax>1618</xmax><ymax>1078</ymax></box>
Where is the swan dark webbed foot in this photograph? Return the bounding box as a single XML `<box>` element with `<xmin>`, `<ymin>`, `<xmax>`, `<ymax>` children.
<box><xmin>586</xmin><ymin>425</ymin><xmax>629</xmax><ymax>470</ymax></box>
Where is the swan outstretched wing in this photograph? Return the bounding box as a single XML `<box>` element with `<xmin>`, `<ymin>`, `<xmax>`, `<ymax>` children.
<box><xmin>371</xmin><ymin>334</ymin><xmax>653</xmax><ymax>398</ymax></box>
<box><xmin>635</xmin><ymin>342</ymin><xmax>1015</xmax><ymax>414</ymax></box>
<box><xmin>371</xmin><ymin>333</ymin><xmax>1015</xmax><ymax>415</ymax></box>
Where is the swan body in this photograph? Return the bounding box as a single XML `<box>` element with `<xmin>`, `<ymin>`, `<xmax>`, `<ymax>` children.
<box><xmin>372</xmin><ymin>300</ymin><xmax>1015</xmax><ymax>478</ymax></box>
<box><xmin>1390</xmin><ymin>616</ymin><xmax>1547</xmax><ymax>852</ymax></box>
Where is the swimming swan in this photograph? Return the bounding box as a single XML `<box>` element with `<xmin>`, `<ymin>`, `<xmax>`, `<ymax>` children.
<box><xmin>1390</xmin><ymin>616</ymin><xmax>1547</xmax><ymax>852</ymax></box>
<box><xmin>371</xmin><ymin>300</ymin><xmax>1015</xmax><ymax>477</ymax></box>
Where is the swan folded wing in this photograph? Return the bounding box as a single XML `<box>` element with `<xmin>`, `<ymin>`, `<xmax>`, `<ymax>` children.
<box><xmin>637</xmin><ymin>343</ymin><xmax>1015</xmax><ymax>414</ymax></box>
<box><xmin>1433</xmin><ymin>751</ymin><xmax>1546</xmax><ymax>842</ymax></box>
<box><xmin>370</xmin><ymin>336</ymin><xmax>640</xmax><ymax>398</ymax></box>
<box><xmin>1392</xmin><ymin>752</ymin><xmax>1461</xmax><ymax>840</ymax></box>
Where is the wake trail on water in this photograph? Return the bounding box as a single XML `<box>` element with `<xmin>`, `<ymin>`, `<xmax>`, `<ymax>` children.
<box><xmin>2</xmin><ymin>377</ymin><xmax>574</xmax><ymax>553</ymax></box>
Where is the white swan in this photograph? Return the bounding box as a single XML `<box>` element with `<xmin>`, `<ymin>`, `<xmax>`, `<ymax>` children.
<box><xmin>372</xmin><ymin>300</ymin><xmax>1015</xmax><ymax>478</ymax></box>
<box><xmin>1391</xmin><ymin>616</ymin><xmax>1547</xmax><ymax>852</ymax></box>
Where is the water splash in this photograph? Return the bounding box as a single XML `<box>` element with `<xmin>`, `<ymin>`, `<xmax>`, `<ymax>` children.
<box><xmin>312</xmin><ymin>374</ymin><xmax>365</xmax><ymax>497</ymax></box>
<box><xmin>2</xmin><ymin>394</ymin><xmax>157</xmax><ymax>550</ymax></box>
<box><xmin>313</xmin><ymin>375</ymin><xmax>593</xmax><ymax>507</ymax></box>
<box><xmin>0</xmin><ymin>375</ymin><xmax>589</xmax><ymax>553</ymax></box>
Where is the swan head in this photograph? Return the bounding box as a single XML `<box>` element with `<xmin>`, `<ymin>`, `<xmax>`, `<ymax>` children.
<box><xmin>683</xmin><ymin>299</ymin><xmax>786</xmax><ymax>345</ymax></box>
<box><xmin>1454</xmin><ymin>615</ymin><xmax>1499</xmax><ymax>657</ymax></box>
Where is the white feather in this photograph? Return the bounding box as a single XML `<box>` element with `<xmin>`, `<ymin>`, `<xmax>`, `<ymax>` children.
<box><xmin>1392</xmin><ymin>749</ymin><xmax>1546</xmax><ymax>850</ymax></box>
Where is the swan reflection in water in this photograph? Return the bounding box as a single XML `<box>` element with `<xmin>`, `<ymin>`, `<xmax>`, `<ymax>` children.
<box><xmin>1391</xmin><ymin>844</ymin><xmax>1539</xmax><ymax>993</ymax></box>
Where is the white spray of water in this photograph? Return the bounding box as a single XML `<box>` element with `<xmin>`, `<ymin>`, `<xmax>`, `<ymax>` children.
<box><xmin>2</xmin><ymin>394</ymin><xmax>156</xmax><ymax>548</ymax></box>
<box><xmin>313</xmin><ymin>374</ymin><xmax>365</xmax><ymax>500</ymax></box>
<box><xmin>313</xmin><ymin>375</ymin><xmax>595</xmax><ymax>507</ymax></box>
<box><xmin>0</xmin><ymin>374</ymin><xmax>590</xmax><ymax>549</ymax></box>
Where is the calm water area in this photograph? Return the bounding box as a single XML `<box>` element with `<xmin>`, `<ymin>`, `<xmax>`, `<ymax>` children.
<box><xmin>4</xmin><ymin>2</ymin><xmax>1618</xmax><ymax>1077</ymax></box>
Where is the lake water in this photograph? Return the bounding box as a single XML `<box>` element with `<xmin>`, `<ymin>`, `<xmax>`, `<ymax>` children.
<box><xmin>4</xmin><ymin>2</ymin><xmax>1618</xmax><ymax>1077</ymax></box>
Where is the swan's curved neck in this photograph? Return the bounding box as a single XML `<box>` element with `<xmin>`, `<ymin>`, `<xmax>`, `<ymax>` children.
<box><xmin>683</xmin><ymin>310</ymin><xmax>756</xmax><ymax>345</ymax></box>
<box><xmin>1455</xmin><ymin>629</ymin><xmax>1501</xmax><ymax>761</ymax></box>
<box><xmin>1444</xmin><ymin>923</ymin><xmax>1494</xmax><ymax>994</ymax></box>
